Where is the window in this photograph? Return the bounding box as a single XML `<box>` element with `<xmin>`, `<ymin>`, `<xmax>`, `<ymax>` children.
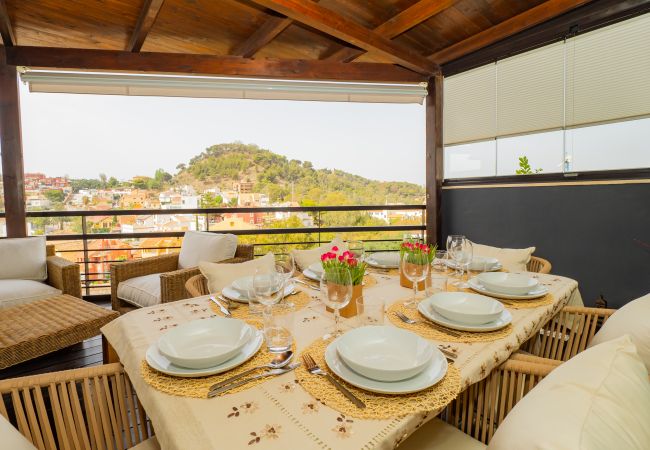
<box><xmin>444</xmin><ymin>140</ymin><xmax>496</xmax><ymax>179</ymax></box>
<box><xmin>496</xmin><ymin>131</ymin><xmax>564</xmax><ymax>175</ymax></box>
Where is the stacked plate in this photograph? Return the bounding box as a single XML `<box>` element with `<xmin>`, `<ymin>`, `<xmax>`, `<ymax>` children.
<box><xmin>469</xmin><ymin>273</ymin><xmax>548</xmax><ymax>300</ymax></box>
<box><xmin>446</xmin><ymin>256</ymin><xmax>502</xmax><ymax>272</ymax></box>
<box><xmin>418</xmin><ymin>292</ymin><xmax>512</xmax><ymax>332</ymax></box>
<box><xmin>145</xmin><ymin>317</ymin><xmax>263</xmax><ymax>377</ymax></box>
<box><xmin>325</xmin><ymin>326</ymin><xmax>448</xmax><ymax>394</ymax></box>
<box><xmin>222</xmin><ymin>275</ymin><xmax>295</xmax><ymax>303</ymax></box>
<box><xmin>365</xmin><ymin>252</ymin><xmax>400</xmax><ymax>269</ymax></box>
<box><xmin>303</xmin><ymin>262</ymin><xmax>324</xmax><ymax>281</ymax></box>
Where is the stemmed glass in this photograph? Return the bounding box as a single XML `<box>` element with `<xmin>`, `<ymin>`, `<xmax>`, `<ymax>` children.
<box><xmin>446</xmin><ymin>235</ymin><xmax>465</xmax><ymax>280</ymax></box>
<box><xmin>319</xmin><ymin>268</ymin><xmax>352</xmax><ymax>339</ymax></box>
<box><xmin>448</xmin><ymin>238</ymin><xmax>473</xmax><ymax>288</ymax></box>
<box><xmin>274</xmin><ymin>253</ymin><xmax>295</xmax><ymax>285</ymax></box>
<box><xmin>253</xmin><ymin>267</ymin><xmax>286</xmax><ymax>331</ymax></box>
<box><xmin>401</xmin><ymin>251</ymin><xmax>430</xmax><ymax>309</ymax></box>
<box><xmin>347</xmin><ymin>240</ymin><xmax>365</xmax><ymax>262</ymax></box>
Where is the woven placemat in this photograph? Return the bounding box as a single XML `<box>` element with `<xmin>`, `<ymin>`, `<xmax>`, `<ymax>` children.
<box><xmin>209</xmin><ymin>290</ymin><xmax>314</xmax><ymax>326</ymax></box>
<box><xmin>141</xmin><ymin>343</ymin><xmax>296</xmax><ymax>399</ymax></box>
<box><xmin>296</xmin><ymin>338</ymin><xmax>461</xmax><ymax>419</ymax></box>
<box><xmin>387</xmin><ymin>301</ymin><xmax>513</xmax><ymax>343</ymax></box>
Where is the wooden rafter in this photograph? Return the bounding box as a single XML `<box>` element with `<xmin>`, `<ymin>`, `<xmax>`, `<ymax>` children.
<box><xmin>0</xmin><ymin>0</ymin><xmax>15</xmax><ymax>47</ymax></box>
<box><xmin>230</xmin><ymin>14</ymin><xmax>292</xmax><ymax>58</ymax></box>
<box><xmin>430</xmin><ymin>0</ymin><xmax>592</xmax><ymax>64</ymax></box>
<box><xmin>128</xmin><ymin>0</ymin><xmax>165</xmax><ymax>52</ymax></box>
<box><xmin>246</xmin><ymin>0</ymin><xmax>439</xmax><ymax>75</ymax></box>
<box><xmin>327</xmin><ymin>0</ymin><xmax>456</xmax><ymax>63</ymax></box>
<box><xmin>6</xmin><ymin>46</ymin><xmax>427</xmax><ymax>82</ymax></box>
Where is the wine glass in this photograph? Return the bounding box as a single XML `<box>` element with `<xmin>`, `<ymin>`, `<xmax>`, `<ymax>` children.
<box><xmin>253</xmin><ymin>267</ymin><xmax>286</xmax><ymax>324</ymax></box>
<box><xmin>319</xmin><ymin>268</ymin><xmax>352</xmax><ymax>339</ymax></box>
<box><xmin>401</xmin><ymin>250</ymin><xmax>430</xmax><ymax>309</ymax></box>
<box><xmin>448</xmin><ymin>238</ymin><xmax>473</xmax><ymax>288</ymax></box>
<box><xmin>274</xmin><ymin>253</ymin><xmax>295</xmax><ymax>283</ymax></box>
<box><xmin>446</xmin><ymin>235</ymin><xmax>466</xmax><ymax>280</ymax></box>
<box><xmin>347</xmin><ymin>240</ymin><xmax>365</xmax><ymax>262</ymax></box>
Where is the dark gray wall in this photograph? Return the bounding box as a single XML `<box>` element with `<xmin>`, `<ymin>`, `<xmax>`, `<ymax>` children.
<box><xmin>441</xmin><ymin>182</ymin><xmax>650</xmax><ymax>308</ymax></box>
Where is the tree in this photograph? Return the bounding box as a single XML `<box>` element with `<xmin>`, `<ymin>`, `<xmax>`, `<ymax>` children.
<box><xmin>43</xmin><ymin>189</ymin><xmax>65</xmax><ymax>203</ymax></box>
<box><xmin>99</xmin><ymin>173</ymin><xmax>108</xmax><ymax>188</ymax></box>
<box><xmin>201</xmin><ymin>192</ymin><xmax>223</xmax><ymax>208</ymax></box>
<box><xmin>108</xmin><ymin>177</ymin><xmax>119</xmax><ymax>188</ymax></box>
<box><xmin>154</xmin><ymin>168</ymin><xmax>172</xmax><ymax>184</ymax></box>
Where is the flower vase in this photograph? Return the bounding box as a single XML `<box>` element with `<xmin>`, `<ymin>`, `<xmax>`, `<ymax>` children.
<box><xmin>400</xmin><ymin>263</ymin><xmax>430</xmax><ymax>290</ymax></box>
<box><xmin>325</xmin><ymin>283</ymin><xmax>362</xmax><ymax>318</ymax></box>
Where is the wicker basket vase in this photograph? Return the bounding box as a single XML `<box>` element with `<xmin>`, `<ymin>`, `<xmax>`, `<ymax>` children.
<box><xmin>325</xmin><ymin>283</ymin><xmax>363</xmax><ymax>318</ymax></box>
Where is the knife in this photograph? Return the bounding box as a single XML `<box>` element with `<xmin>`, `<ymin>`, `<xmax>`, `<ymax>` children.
<box><xmin>208</xmin><ymin>363</ymin><xmax>300</xmax><ymax>397</ymax></box>
<box><xmin>209</xmin><ymin>295</ymin><xmax>231</xmax><ymax>317</ymax></box>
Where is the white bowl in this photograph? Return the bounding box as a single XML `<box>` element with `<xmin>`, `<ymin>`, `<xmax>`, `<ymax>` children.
<box><xmin>429</xmin><ymin>292</ymin><xmax>504</xmax><ymax>325</ymax></box>
<box><xmin>336</xmin><ymin>326</ymin><xmax>434</xmax><ymax>382</ymax></box>
<box><xmin>477</xmin><ymin>272</ymin><xmax>539</xmax><ymax>295</ymax></box>
<box><xmin>157</xmin><ymin>318</ymin><xmax>252</xmax><ymax>369</ymax></box>
<box><xmin>469</xmin><ymin>256</ymin><xmax>499</xmax><ymax>271</ymax></box>
<box><xmin>369</xmin><ymin>252</ymin><xmax>399</xmax><ymax>267</ymax></box>
<box><xmin>231</xmin><ymin>276</ymin><xmax>255</xmax><ymax>295</ymax></box>
<box><xmin>308</xmin><ymin>262</ymin><xmax>324</xmax><ymax>276</ymax></box>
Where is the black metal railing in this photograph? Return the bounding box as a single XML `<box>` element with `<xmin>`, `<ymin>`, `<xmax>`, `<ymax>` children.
<box><xmin>1</xmin><ymin>205</ymin><xmax>425</xmax><ymax>297</ymax></box>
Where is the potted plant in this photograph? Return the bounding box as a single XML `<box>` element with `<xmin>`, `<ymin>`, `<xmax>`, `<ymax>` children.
<box><xmin>321</xmin><ymin>246</ymin><xmax>366</xmax><ymax>318</ymax></box>
<box><xmin>399</xmin><ymin>240</ymin><xmax>437</xmax><ymax>290</ymax></box>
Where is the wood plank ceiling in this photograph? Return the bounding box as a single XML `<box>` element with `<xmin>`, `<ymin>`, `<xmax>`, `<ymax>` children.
<box><xmin>0</xmin><ymin>0</ymin><xmax>594</xmax><ymax>80</ymax></box>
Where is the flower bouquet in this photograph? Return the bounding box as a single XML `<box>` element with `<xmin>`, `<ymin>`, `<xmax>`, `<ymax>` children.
<box><xmin>320</xmin><ymin>246</ymin><xmax>366</xmax><ymax>317</ymax></box>
<box><xmin>399</xmin><ymin>240</ymin><xmax>437</xmax><ymax>290</ymax></box>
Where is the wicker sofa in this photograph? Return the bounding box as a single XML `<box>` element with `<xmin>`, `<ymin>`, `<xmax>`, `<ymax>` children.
<box><xmin>111</xmin><ymin>244</ymin><xmax>254</xmax><ymax>313</ymax></box>
<box><xmin>44</xmin><ymin>244</ymin><xmax>83</xmax><ymax>298</ymax></box>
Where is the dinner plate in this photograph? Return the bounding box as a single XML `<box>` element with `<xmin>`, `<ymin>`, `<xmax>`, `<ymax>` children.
<box><xmin>222</xmin><ymin>283</ymin><xmax>296</xmax><ymax>303</ymax></box>
<box><xmin>446</xmin><ymin>260</ymin><xmax>503</xmax><ymax>272</ymax></box>
<box><xmin>468</xmin><ymin>278</ymin><xmax>548</xmax><ymax>300</ymax></box>
<box><xmin>324</xmin><ymin>336</ymin><xmax>447</xmax><ymax>394</ymax></box>
<box><xmin>145</xmin><ymin>329</ymin><xmax>264</xmax><ymax>378</ymax></box>
<box><xmin>366</xmin><ymin>252</ymin><xmax>399</xmax><ymax>269</ymax></box>
<box><xmin>302</xmin><ymin>268</ymin><xmax>322</xmax><ymax>282</ymax></box>
<box><xmin>418</xmin><ymin>297</ymin><xmax>512</xmax><ymax>332</ymax></box>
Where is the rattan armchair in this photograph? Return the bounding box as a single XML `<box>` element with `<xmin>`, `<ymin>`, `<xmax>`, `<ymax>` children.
<box><xmin>45</xmin><ymin>244</ymin><xmax>82</xmax><ymax>298</ymax></box>
<box><xmin>111</xmin><ymin>244</ymin><xmax>254</xmax><ymax>313</ymax></box>
<box><xmin>0</xmin><ymin>363</ymin><xmax>155</xmax><ymax>450</ymax></box>
<box><xmin>526</xmin><ymin>255</ymin><xmax>551</xmax><ymax>274</ymax></box>
<box><xmin>185</xmin><ymin>274</ymin><xmax>209</xmax><ymax>298</ymax></box>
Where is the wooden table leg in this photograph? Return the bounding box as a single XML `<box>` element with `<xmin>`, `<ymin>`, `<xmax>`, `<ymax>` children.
<box><xmin>102</xmin><ymin>336</ymin><xmax>120</xmax><ymax>363</ymax></box>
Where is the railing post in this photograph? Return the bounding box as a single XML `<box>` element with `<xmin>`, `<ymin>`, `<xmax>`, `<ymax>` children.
<box><xmin>81</xmin><ymin>216</ymin><xmax>90</xmax><ymax>297</ymax></box>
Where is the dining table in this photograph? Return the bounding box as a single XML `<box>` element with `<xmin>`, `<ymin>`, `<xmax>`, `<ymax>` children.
<box><xmin>101</xmin><ymin>271</ymin><xmax>583</xmax><ymax>450</ymax></box>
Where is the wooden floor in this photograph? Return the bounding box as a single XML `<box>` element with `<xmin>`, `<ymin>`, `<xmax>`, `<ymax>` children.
<box><xmin>0</xmin><ymin>299</ymin><xmax>112</xmax><ymax>380</ymax></box>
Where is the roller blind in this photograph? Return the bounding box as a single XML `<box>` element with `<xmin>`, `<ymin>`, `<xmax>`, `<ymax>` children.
<box><xmin>566</xmin><ymin>13</ymin><xmax>650</xmax><ymax>127</ymax></box>
<box><xmin>496</xmin><ymin>42</ymin><xmax>565</xmax><ymax>136</ymax></box>
<box><xmin>443</xmin><ymin>64</ymin><xmax>496</xmax><ymax>145</ymax></box>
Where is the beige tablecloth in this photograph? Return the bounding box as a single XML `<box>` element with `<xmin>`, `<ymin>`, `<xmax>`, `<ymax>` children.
<box><xmin>102</xmin><ymin>273</ymin><xmax>582</xmax><ymax>450</ymax></box>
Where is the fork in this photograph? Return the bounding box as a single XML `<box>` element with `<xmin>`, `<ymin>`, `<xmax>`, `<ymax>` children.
<box><xmin>394</xmin><ymin>311</ymin><xmax>462</xmax><ymax>338</ymax></box>
<box><xmin>301</xmin><ymin>353</ymin><xmax>365</xmax><ymax>409</ymax></box>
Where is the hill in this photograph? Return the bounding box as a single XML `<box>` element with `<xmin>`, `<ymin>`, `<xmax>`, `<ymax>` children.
<box><xmin>174</xmin><ymin>142</ymin><xmax>425</xmax><ymax>206</ymax></box>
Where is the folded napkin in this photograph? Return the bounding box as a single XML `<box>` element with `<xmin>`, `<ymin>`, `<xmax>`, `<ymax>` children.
<box><xmin>470</xmin><ymin>242</ymin><xmax>535</xmax><ymax>272</ymax></box>
<box><xmin>199</xmin><ymin>252</ymin><xmax>274</xmax><ymax>294</ymax></box>
<box><xmin>291</xmin><ymin>237</ymin><xmax>347</xmax><ymax>271</ymax></box>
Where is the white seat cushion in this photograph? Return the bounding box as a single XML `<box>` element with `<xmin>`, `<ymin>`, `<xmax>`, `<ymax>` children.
<box><xmin>117</xmin><ymin>274</ymin><xmax>161</xmax><ymax>308</ymax></box>
<box><xmin>0</xmin><ymin>414</ymin><xmax>37</xmax><ymax>450</ymax></box>
<box><xmin>199</xmin><ymin>252</ymin><xmax>275</xmax><ymax>294</ymax></box>
<box><xmin>291</xmin><ymin>237</ymin><xmax>347</xmax><ymax>271</ymax></box>
<box><xmin>488</xmin><ymin>335</ymin><xmax>650</xmax><ymax>450</ymax></box>
<box><xmin>178</xmin><ymin>231</ymin><xmax>238</xmax><ymax>269</ymax></box>
<box><xmin>470</xmin><ymin>242</ymin><xmax>535</xmax><ymax>273</ymax></box>
<box><xmin>0</xmin><ymin>280</ymin><xmax>61</xmax><ymax>309</ymax></box>
<box><xmin>398</xmin><ymin>418</ymin><xmax>486</xmax><ymax>449</ymax></box>
<box><xmin>0</xmin><ymin>236</ymin><xmax>47</xmax><ymax>281</ymax></box>
<box><xmin>130</xmin><ymin>436</ymin><xmax>160</xmax><ymax>450</ymax></box>
<box><xmin>589</xmin><ymin>292</ymin><xmax>650</xmax><ymax>372</ymax></box>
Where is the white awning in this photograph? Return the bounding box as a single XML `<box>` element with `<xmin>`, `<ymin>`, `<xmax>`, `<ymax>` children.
<box><xmin>19</xmin><ymin>70</ymin><xmax>428</xmax><ymax>104</ymax></box>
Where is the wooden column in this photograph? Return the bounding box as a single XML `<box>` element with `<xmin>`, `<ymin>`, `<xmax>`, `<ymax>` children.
<box><xmin>425</xmin><ymin>74</ymin><xmax>443</xmax><ymax>246</ymax></box>
<box><xmin>0</xmin><ymin>49</ymin><xmax>27</xmax><ymax>237</ymax></box>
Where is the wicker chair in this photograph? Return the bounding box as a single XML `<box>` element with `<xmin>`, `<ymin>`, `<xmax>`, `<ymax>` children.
<box><xmin>185</xmin><ymin>274</ymin><xmax>209</xmax><ymax>298</ymax></box>
<box><xmin>0</xmin><ymin>363</ymin><xmax>155</xmax><ymax>450</ymax></box>
<box><xmin>526</xmin><ymin>255</ymin><xmax>551</xmax><ymax>274</ymax></box>
<box><xmin>44</xmin><ymin>244</ymin><xmax>82</xmax><ymax>298</ymax></box>
<box><xmin>110</xmin><ymin>244</ymin><xmax>254</xmax><ymax>313</ymax></box>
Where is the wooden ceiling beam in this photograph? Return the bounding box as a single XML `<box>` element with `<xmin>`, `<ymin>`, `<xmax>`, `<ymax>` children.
<box><xmin>0</xmin><ymin>0</ymin><xmax>16</xmax><ymax>47</ymax></box>
<box><xmin>230</xmin><ymin>14</ymin><xmax>292</xmax><ymax>58</ymax></box>
<box><xmin>429</xmin><ymin>0</ymin><xmax>592</xmax><ymax>64</ymax></box>
<box><xmin>327</xmin><ymin>0</ymin><xmax>456</xmax><ymax>63</ymax></box>
<box><xmin>246</xmin><ymin>0</ymin><xmax>439</xmax><ymax>75</ymax></box>
<box><xmin>6</xmin><ymin>46</ymin><xmax>427</xmax><ymax>82</ymax></box>
<box><xmin>128</xmin><ymin>0</ymin><xmax>165</xmax><ymax>52</ymax></box>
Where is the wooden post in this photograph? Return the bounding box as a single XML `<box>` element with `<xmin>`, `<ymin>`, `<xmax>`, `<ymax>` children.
<box><xmin>0</xmin><ymin>49</ymin><xmax>27</xmax><ymax>237</ymax></box>
<box><xmin>425</xmin><ymin>74</ymin><xmax>443</xmax><ymax>246</ymax></box>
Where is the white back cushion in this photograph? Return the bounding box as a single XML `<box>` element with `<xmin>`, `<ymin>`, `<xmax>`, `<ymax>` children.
<box><xmin>291</xmin><ymin>237</ymin><xmax>347</xmax><ymax>271</ymax></box>
<box><xmin>471</xmin><ymin>242</ymin><xmax>535</xmax><ymax>272</ymax></box>
<box><xmin>117</xmin><ymin>273</ymin><xmax>161</xmax><ymax>308</ymax></box>
<box><xmin>488</xmin><ymin>335</ymin><xmax>650</xmax><ymax>450</ymax></box>
<box><xmin>0</xmin><ymin>236</ymin><xmax>47</xmax><ymax>281</ymax></box>
<box><xmin>178</xmin><ymin>231</ymin><xmax>238</xmax><ymax>269</ymax></box>
<box><xmin>200</xmin><ymin>252</ymin><xmax>275</xmax><ymax>294</ymax></box>
<box><xmin>589</xmin><ymin>293</ymin><xmax>650</xmax><ymax>372</ymax></box>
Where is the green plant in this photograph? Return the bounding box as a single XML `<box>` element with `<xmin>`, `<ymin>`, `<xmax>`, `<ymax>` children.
<box><xmin>321</xmin><ymin>245</ymin><xmax>366</xmax><ymax>286</ymax></box>
<box><xmin>516</xmin><ymin>156</ymin><xmax>543</xmax><ymax>175</ymax></box>
<box><xmin>400</xmin><ymin>240</ymin><xmax>436</xmax><ymax>264</ymax></box>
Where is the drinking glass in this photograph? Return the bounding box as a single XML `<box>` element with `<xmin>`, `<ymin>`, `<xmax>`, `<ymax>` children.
<box><xmin>355</xmin><ymin>296</ymin><xmax>384</xmax><ymax>326</ymax></box>
<box><xmin>252</xmin><ymin>267</ymin><xmax>286</xmax><ymax>320</ymax></box>
<box><xmin>432</xmin><ymin>250</ymin><xmax>449</xmax><ymax>273</ymax></box>
<box><xmin>274</xmin><ymin>253</ymin><xmax>295</xmax><ymax>283</ymax></box>
<box><xmin>347</xmin><ymin>240</ymin><xmax>365</xmax><ymax>262</ymax></box>
<box><xmin>401</xmin><ymin>251</ymin><xmax>430</xmax><ymax>309</ymax></box>
<box><xmin>319</xmin><ymin>268</ymin><xmax>352</xmax><ymax>338</ymax></box>
<box><xmin>448</xmin><ymin>238</ymin><xmax>473</xmax><ymax>288</ymax></box>
<box><xmin>265</xmin><ymin>302</ymin><xmax>295</xmax><ymax>353</ymax></box>
<box><xmin>425</xmin><ymin>273</ymin><xmax>448</xmax><ymax>296</ymax></box>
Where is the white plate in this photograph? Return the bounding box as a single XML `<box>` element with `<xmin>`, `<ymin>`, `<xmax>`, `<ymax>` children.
<box><xmin>446</xmin><ymin>260</ymin><xmax>502</xmax><ymax>272</ymax></box>
<box><xmin>302</xmin><ymin>268</ymin><xmax>322</xmax><ymax>282</ymax></box>
<box><xmin>418</xmin><ymin>297</ymin><xmax>512</xmax><ymax>332</ymax></box>
<box><xmin>158</xmin><ymin>318</ymin><xmax>253</xmax><ymax>369</ymax></box>
<box><xmin>428</xmin><ymin>292</ymin><xmax>504</xmax><ymax>325</ymax></box>
<box><xmin>336</xmin><ymin>326</ymin><xmax>433</xmax><ymax>382</ymax></box>
<box><xmin>222</xmin><ymin>283</ymin><xmax>296</xmax><ymax>303</ymax></box>
<box><xmin>477</xmin><ymin>272</ymin><xmax>538</xmax><ymax>295</ymax></box>
<box><xmin>307</xmin><ymin>262</ymin><xmax>324</xmax><ymax>277</ymax></box>
<box><xmin>146</xmin><ymin>329</ymin><xmax>264</xmax><ymax>378</ymax></box>
<box><xmin>325</xmin><ymin>337</ymin><xmax>447</xmax><ymax>394</ymax></box>
<box><xmin>366</xmin><ymin>252</ymin><xmax>399</xmax><ymax>269</ymax></box>
<box><xmin>468</xmin><ymin>277</ymin><xmax>549</xmax><ymax>300</ymax></box>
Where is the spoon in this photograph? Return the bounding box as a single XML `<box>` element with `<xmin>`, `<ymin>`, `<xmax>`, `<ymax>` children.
<box><xmin>207</xmin><ymin>350</ymin><xmax>294</xmax><ymax>391</ymax></box>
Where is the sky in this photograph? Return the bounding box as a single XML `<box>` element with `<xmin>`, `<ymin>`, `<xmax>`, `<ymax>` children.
<box><xmin>18</xmin><ymin>82</ymin><xmax>427</xmax><ymax>186</ymax></box>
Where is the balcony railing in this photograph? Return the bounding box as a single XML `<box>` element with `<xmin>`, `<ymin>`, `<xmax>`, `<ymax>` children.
<box><xmin>1</xmin><ymin>205</ymin><xmax>425</xmax><ymax>298</ymax></box>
